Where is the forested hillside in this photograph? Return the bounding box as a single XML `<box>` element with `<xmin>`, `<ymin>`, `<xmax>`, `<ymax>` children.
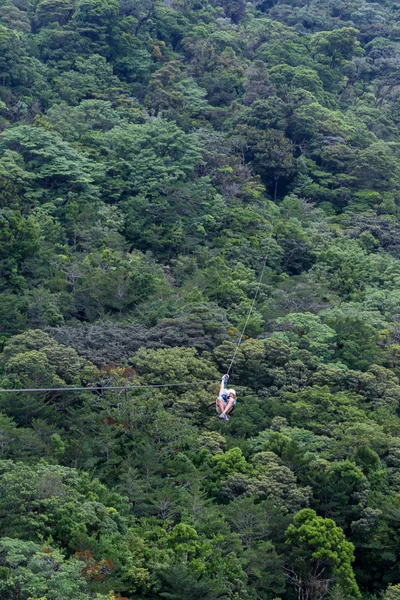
<box><xmin>3</xmin><ymin>0</ymin><xmax>400</xmax><ymax>598</ymax></box>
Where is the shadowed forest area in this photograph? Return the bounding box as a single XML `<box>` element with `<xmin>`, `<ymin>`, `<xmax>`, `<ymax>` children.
<box><xmin>3</xmin><ymin>0</ymin><xmax>400</xmax><ymax>598</ymax></box>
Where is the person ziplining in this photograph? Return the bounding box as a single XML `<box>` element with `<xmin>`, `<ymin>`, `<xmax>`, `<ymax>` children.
<box><xmin>216</xmin><ymin>374</ymin><xmax>236</xmax><ymax>421</ymax></box>
<box><xmin>213</xmin><ymin>208</ymin><xmax>275</xmax><ymax>423</ymax></box>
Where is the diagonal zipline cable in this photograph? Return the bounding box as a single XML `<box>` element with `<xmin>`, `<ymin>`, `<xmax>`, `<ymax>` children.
<box><xmin>226</xmin><ymin>209</ymin><xmax>276</xmax><ymax>376</ymax></box>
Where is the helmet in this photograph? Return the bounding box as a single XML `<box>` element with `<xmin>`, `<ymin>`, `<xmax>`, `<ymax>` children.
<box><xmin>226</xmin><ymin>389</ymin><xmax>236</xmax><ymax>397</ymax></box>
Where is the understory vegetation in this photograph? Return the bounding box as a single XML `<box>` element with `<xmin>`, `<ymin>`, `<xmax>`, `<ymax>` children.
<box><xmin>3</xmin><ymin>0</ymin><xmax>400</xmax><ymax>598</ymax></box>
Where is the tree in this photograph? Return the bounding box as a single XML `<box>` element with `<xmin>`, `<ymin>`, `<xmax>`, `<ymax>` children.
<box><xmin>34</xmin><ymin>0</ymin><xmax>76</xmax><ymax>28</ymax></box>
<box><xmin>0</xmin><ymin>125</ymin><xmax>98</xmax><ymax>203</ymax></box>
<box><xmin>278</xmin><ymin>386</ymin><xmax>367</xmax><ymax>435</ymax></box>
<box><xmin>306</xmin><ymin>460</ymin><xmax>369</xmax><ymax>529</ymax></box>
<box><xmin>248</xmin><ymin>451</ymin><xmax>312</xmax><ymax>513</ymax></box>
<box><xmin>0</xmin><ymin>294</ymin><xmax>27</xmax><ymax>338</ymax></box>
<box><xmin>0</xmin><ymin>538</ymin><xmax>108</xmax><ymax>600</ymax></box>
<box><xmin>385</xmin><ymin>584</ymin><xmax>400</xmax><ymax>600</ymax></box>
<box><xmin>2</xmin><ymin>329</ymin><xmax>96</xmax><ymax>387</ymax></box>
<box><xmin>72</xmin><ymin>0</ymin><xmax>119</xmax><ymax>54</ymax></box>
<box><xmin>0</xmin><ymin>209</ymin><xmax>40</xmax><ymax>289</ymax></box>
<box><xmin>285</xmin><ymin>508</ymin><xmax>360</xmax><ymax>600</ymax></box>
<box><xmin>98</xmin><ymin>118</ymin><xmax>203</xmax><ymax>199</ymax></box>
<box><xmin>316</xmin><ymin>239</ymin><xmax>380</xmax><ymax>297</ymax></box>
<box><xmin>270</xmin><ymin>312</ymin><xmax>336</xmax><ymax>362</ymax></box>
<box><xmin>73</xmin><ymin>249</ymin><xmax>168</xmax><ymax>320</ymax></box>
<box><xmin>132</xmin><ymin>345</ymin><xmax>219</xmax><ymax>385</ymax></box>
<box><xmin>243</xmin><ymin>127</ymin><xmax>294</xmax><ymax>199</ymax></box>
<box><xmin>325</xmin><ymin>314</ymin><xmax>382</xmax><ymax>371</ymax></box>
<box><xmin>0</xmin><ymin>26</ymin><xmax>42</xmax><ymax>89</ymax></box>
<box><xmin>119</xmin><ymin>0</ymin><xmax>159</xmax><ymax>35</ymax></box>
<box><xmin>275</xmin><ymin>216</ymin><xmax>316</xmax><ymax>276</ymax></box>
<box><xmin>352</xmin><ymin>143</ymin><xmax>400</xmax><ymax>192</ymax></box>
<box><xmin>310</xmin><ymin>27</ymin><xmax>363</xmax><ymax>69</ymax></box>
<box><xmin>52</xmin><ymin>54</ymin><xmax>123</xmax><ymax>104</ymax></box>
<box><xmin>0</xmin><ymin>461</ymin><xmax>127</xmax><ymax>549</ymax></box>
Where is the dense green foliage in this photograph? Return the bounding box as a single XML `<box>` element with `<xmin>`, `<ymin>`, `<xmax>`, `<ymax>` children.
<box><xmin>3</xmin><ymin>0</ymin><xmax>400</xmax><ymax>598</ymax></box>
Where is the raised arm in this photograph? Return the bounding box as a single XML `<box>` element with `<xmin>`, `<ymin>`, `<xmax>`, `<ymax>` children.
<box><xmin>218</xmin><ymin>374</ymin><xmax>229</xmax><ymax>397</ymax></box>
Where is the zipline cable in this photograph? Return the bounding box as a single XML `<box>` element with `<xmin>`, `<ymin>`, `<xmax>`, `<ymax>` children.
<box><xmin>226</xmin><ymin>209</ymin><xmax>276</xmax><ymax>376</ymax></box>
<box><xmin>0</xmin><ymin>380</ymin><xmax>220</xmax><ymax>394</ymax></box>
<box><xmin>0</xmin><ymin>211</ymin><xmax>276</xmax><ymax>395</ymax></box>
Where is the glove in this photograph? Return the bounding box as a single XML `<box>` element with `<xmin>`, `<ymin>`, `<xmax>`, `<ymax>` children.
<box><xmin>221</xmin><ymin>374</ymin><xmax>229</xmax><ymax>382</ymax></box>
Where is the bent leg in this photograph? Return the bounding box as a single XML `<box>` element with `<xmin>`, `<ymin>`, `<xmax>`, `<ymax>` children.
<box><xmin>224</xmin><ymin>399</ymin><xmax>235</xmax><ymax>414</ymax></box>
<box><xmin>216</xmin><ymin>397</ymin><xmax>225</xmax><ymax>414</ymax></box>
